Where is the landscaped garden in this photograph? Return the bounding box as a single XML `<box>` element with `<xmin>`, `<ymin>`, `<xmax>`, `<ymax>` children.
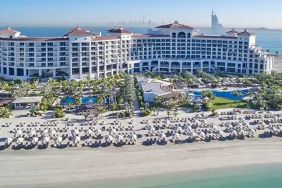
<box><xmin>0</xmin><ymin>71</ymin><xmax>280</xmax><ymax>119</ymax></box>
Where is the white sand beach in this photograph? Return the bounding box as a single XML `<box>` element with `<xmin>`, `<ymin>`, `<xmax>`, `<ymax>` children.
<box><xmin>1</xmin><ymin>138</ymin><xmax>282</xmax><ymax>188</ymax></box>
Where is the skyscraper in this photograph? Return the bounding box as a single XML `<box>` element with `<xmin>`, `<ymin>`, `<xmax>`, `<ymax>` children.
<box><xmin>211</xmin><ymin>11</ymin><xmax>224</xmax><ymax>34</ymax></box>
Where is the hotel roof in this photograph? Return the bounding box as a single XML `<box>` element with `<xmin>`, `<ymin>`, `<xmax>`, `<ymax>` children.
<box><xmin>107</xmin><ymin>27</ymin><xmax>131</xmax><ymax>34</ymax></box>
<box><xmin>138</xmin><ymin>77</ymin><xmax>172</xmax><ymax>96</ymax></box>
<box><xmin>0</xmin><ymin>37</ymin><xmax>68</xmax><ymax>41</ymax></box>
<box><xmin>0</xmin><ymin>27</ymin><xmax>20</xmax><ymax>35</ymax></box>
<box><xmin>226</xmin><ymin>28</ymin><xmax>239</xmax><ymax>34</ymax></box>
<box><xmin>64</xmin><ymin>27</ymin><xmax>94</xmax><ymax>36</ymax></box>
<box><xmin>238</xmin><ymin>29</ymin><xmax>254</xmax><ymax>36</ymax></box>
<box><xmin>12</xmin><ymin>96</ymin><xmax>43</xmax><ymax>104</ymax></box>
<box><xmin>156</xmin><ymin>21</ymin><xmax>194</xmax><ymax>30</ymax></box>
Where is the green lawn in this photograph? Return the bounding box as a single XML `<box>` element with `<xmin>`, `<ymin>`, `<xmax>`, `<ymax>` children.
<box><xmin>208</xmin><ymin>97</ymin><xmax>248</xmax><ymax>110</ymax></box>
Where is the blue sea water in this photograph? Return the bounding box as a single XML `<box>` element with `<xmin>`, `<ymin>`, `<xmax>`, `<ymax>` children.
<box><xmin>3</xmin><ymin>26</ymin><xmax>282</xmax><ymax>54</ymax></box>
<box><xmin>92</xmin><ymin>164</ymin><xmax>282</xmax><ymax>188</ymax></box>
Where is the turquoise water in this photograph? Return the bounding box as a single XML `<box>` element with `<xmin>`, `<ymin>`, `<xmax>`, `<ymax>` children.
<box><xmin>94</xmin><ymin>164</ymin><xmax>282</xmax><ymax>188</ymax></box>
<box><xmin>193</xmin><ymin>89</ymin><xmax>250</xmax><ymax>101</ymax></box>
<box><xmin>62</xmin><ymin>96</ymin><xmax>97</xmax><ymax>105</ymax></box>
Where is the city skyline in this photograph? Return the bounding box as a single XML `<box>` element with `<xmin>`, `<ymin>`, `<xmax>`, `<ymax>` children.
<box><xmin>0</xmin><ymin>0</ymin><xmax>282</xmax><ymax>29</ymax></box>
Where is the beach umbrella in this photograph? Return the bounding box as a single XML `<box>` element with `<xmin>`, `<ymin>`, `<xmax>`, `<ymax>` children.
<box><xmin>148</xmin><ymin>126</ymin><xmax>155</xmax><ymax>132</ymax></box>
<box><xmin>6</xmin><ymin>137</ymin><xmax>13</xmax><ymax>146</ymax></box>
<box><xmin>185</xmin><ymin>120</ymin><xmax>191</xmax><ymax>124</ymax></box>
<box><xmin>16</xmin><ymin>137</ymin><xmax>24</xmax><ymax>145</ymax></box>
<box><xmin>166</xmin><ymin>119</ymin><xmax>170</xmax><ymax>125</ymax></box>
<box><xmin>159</xmin><ymin>133</ymin><xmax>166</xmax><ymax>140</ymax></box>
<box><xmin>43</xmin><ymin>136</ymin><xmax>50</xmax><ymax>144</ymax></box>
<box><xmin>184</xmin><ymin>125</ymin><xmax>192</xmax><ymax>132</ymax></box>
<box><xmin>116</xmin><ymin>135</ymin><xmax>124</xmax><ymax>142</ymax></box>
<box><xmin>176</xmin><ymin>126</ymin><xmax>183</xmax><ymax>133</ymax></box>
<box><xmin>71</xmin><ymin>129</ymin><xmax>79</xmax><ymax>136</ymax></box>
<box><xmin>56</xmin><ymin>136</ymin><xmax>63</xmax><ymax>145</ymax></box>
<box><xmin>191</xmin><ymin>131</ymin><xmax>198</xmax><ymax>137</ymax></box>
<box><xmin>42</xmin><ymin>129</ymin><xmax>48</xmax><ymax>136</ymax></box>
<box><xmin>85</xmin><ymin>129</ymin><xmax>93</xmax><ymax>136</ymax></box>
<box><xmin>31</xmin><ymin>137</ymin><xmax>39</xmax><ymax>145</ymax></box>
<box><xmin>95</xmin><ymin>129</ymin><xmax>102</xmax><ymax>135</ymax></box>
<box><xmin>194</xmin><ymin>119</ymin><xmax>201</xmax><ymax>125</ymax></box>
<box><xmin>250</xmin><ymin>129</ymin><xmax>255</xmax><ymax>134</ymax></box>
<box><xmin>109</xmin><ymin>128</ymin><xmax>116</xmax><ymax>135</ymax></box>
<box><xmin>50</xmin><ymin>130</ymin><xmax>57</xmax><ymax>136</ymax></box>
<box><xmin>129</xmin><ymin>133</ymin><xmax>137</xmax><ymax>141</ymax></box>
<box><xmin>231</xmin><ymin>129</ymin><xmax>237</xmax><ymax>136</ymax></box>
<box><xmin>105</xmin><ymin>135</ymin><xmax>114</xmax><ymax>143</ymax></box>
<box><xmin>172</xmin><ymin>132</ymin><xmax>180</xmax><ymax>140</ymax></box>
<box><xmin>73</xmin><ymin>136</ymin><xmax>80</xmax><ymax>145</ymax></box>
<box><xmin>15</xmin><ymin>130</ymin><xmax>23</xmax><ymax>137</ymax></box>
<box><xmin>29</xmin><ymin>130</ymin><xmax>36</xmax><ymax>137</ymax></box>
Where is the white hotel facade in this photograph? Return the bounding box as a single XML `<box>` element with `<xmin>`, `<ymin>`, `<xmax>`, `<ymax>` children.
<box><xmin>0</xmin><ymin>22</ymin><xmax>274</xmax><ymax>80</ymax></box>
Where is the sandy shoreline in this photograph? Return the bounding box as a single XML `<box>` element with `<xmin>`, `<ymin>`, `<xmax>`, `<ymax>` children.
<box><xmin>1</xmin><ymin>138</ymin><xmax>282</xmax><ymax>187</ymax></box>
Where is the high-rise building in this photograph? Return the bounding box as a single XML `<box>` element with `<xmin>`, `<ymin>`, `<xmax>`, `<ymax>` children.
<box><xmin>0</xmin><ymin>22</ymin><xmax>274</xmax><ymax>80</ymax></box>
<box><xmin>211</xmin><ymin>11</ymin><xmax>224</xmax><ymax>35</ymax></box>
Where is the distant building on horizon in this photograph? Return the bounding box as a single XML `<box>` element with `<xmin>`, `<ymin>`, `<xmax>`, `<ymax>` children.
<box><xmin>211</xmin><ymin>11</ymin><xmax>224</xmax><ymax>35</ymax></box>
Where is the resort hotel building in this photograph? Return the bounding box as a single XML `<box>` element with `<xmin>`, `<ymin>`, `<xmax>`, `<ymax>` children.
<box><xmin>0</xmin><ymin>22</ymin><xmax>274</xmax><ymax>80</ymax></box>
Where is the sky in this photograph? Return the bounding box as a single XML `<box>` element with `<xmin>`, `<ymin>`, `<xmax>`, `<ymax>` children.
<box><xmin>0</xmin><ymin>0</ymin><xmax>282</xmax><ymax>29</ymax></box>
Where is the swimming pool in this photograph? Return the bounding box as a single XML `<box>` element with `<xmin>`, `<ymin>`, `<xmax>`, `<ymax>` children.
<box><xmin>62</xmin><ymin>97</ymin><xmax>97</xmax><ymax>105</ymax></box>
<box><xmin>193</xmin><ymin>89</ymin><xmax>250</xmax><ymax>101</ymax></box>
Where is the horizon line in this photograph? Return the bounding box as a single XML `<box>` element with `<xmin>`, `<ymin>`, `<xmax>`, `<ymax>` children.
<box><xmin>0</xmin><ymin>25</ymin><xmax>282</xmax><ymax>31</ymax></box>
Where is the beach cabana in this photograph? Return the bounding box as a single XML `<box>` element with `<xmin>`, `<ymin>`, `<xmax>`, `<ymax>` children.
<box><xmin>12</xmin><ymin>96</ymin><xmax>43</xmax><ymax>109</ymax></box>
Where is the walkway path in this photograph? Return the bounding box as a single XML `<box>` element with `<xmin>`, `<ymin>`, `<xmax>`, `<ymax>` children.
<box><xmin>132</xmin><ymin>87</ymin><xmax>141</xmax><ymax>117</ymax></box>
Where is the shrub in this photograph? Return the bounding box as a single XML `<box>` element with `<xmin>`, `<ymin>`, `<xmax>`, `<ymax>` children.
<box><xmin>193</xmin><ymin>104</ymin><xmax>201</xmax><ymax>112</ymax></box>
<box><xmin>124</xmin><ymin>110</ymin><xmax>132</xmax><ymax>117</ymax></box>
<box><xmin>141</xmin><ymin>108</ymin><xmax>151</xmax><ymax>117</ymax></box>
<box><xmin>54</xmin><ymin>108</ymin><xmax>65</xmax><ymax>118</ymax></box>
<box><xmin>0</xmin><ymin>106</ymin><xmax>12</xmax><ymax>118</ymax></box>
<box><xmin>118</xmin><ymin>112</ymin><xmax>125</xmax><ymax>118</ymax></box>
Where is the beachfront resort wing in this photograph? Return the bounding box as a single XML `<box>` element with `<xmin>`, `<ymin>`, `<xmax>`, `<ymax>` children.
<box><xmin>137</xmin><ymin>77</ymin><xmax>180</xmax><ymax>103</ymax></box>
<box><xmin>12</xmin><ymin>96</ymin><xmax>43</xmax><ymax>109</ymax></box>
<box><xmin>0</xmin><ymin>22</ymin><xmax>274</xmax><ymax>80</ymax></box>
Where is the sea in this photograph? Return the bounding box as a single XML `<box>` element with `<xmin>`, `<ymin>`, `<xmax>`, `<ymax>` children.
<box><xmin>92</xmin><ymin>164</ymin><xmax>282</xmax><ymax>188</ymax></box>
<box><xmin>7</xmin><ymin>26</ymin><xmax>282</xmax><ymax>55</ymax></box>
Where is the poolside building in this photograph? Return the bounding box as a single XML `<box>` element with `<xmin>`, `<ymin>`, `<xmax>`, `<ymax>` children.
<box><xmin>12</xmin><ymin>96</ymin><xmax>43</xmax><ymax>109</ymax></box>
<box><xmin>137</xmin><ymin>77</ymin><xmax>180</xmax><ymax>103</ymax></box>
<box><xmin>0</xmin><ymin>22</ymin><xmax>274</xmax><ymax>80</ymax></box>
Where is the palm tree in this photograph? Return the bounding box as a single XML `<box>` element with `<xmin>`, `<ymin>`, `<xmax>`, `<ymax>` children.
<box><xmin>173</xmin><ymin>110</ymin><xmax>178</xmax><ymax>118</ymax></box>
<box><xmin>0</xmin><ymin>106</ymin><xmax>12</xmax><ymax>118</ymax></box>
<box><xmin>201</xmin><ymin>90</ymin><xmax>214</xmax><ymax>102</ymax></box>
<box><xmin>151</xmin><ymin>107</ymin><xmax>157</xmax><ymax>116</ymax></box>
<box><xmin>83</xmin><ymin>112</ymin><xmax>90</xmax><ymax>121</ymax></box>
<box><xmin>154</xmin><ymin>96</ymin><xmax>165</xmax><ymax>108</ymax></box>
<box><xmin>167</xmin><ymin>110</ymin><xmax>171</xmax><ymax>118</ymax></box>
<box><xmin>232</xmin><ymin>90</ymin><xmax>242</xmax><ymax>101</ymax></box>
<box><xmin>29</xmin><ymin>107</ymin><xmax>37</xmax><ymax>117</ymax></box>
<box><xmin>54</xmin><ymin>108</ymin><xmax>65</xmax><ymax>118</ymax></box>
<box><xmin>74</xmin><ymin>95</ymin><xmax>82</xmax><ymax>110</ymax></box>
<box><xmin>193</xmin><ymin>104</ymin><xmax>201</xmax><ymax>112</ymax></box>
<box><xmin>67</xmin><ymin>103</ymin><xmax>73</xmax><ymax>112</ymax></box>
<box><xmin>39</xmin><ymin>100</ymin><xmax>49</xmax><ymax>112</ymax></box>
